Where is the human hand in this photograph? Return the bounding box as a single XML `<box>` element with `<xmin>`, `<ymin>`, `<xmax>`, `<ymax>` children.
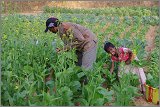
<box><xmin>125</xmin><ymin>59</ymin><xmax>131</xmax><ymax>65</ymax></box>
<box><xmin>56</xmin><ymin>48</ymin><xmax>61</xmax><ymax>53</ymax></box>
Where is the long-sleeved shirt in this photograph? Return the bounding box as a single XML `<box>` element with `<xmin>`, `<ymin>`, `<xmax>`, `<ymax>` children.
<box><xmin>58</xmin><ymin>22</ymin><xmax>97</xmax><ymax>52</ymax></box>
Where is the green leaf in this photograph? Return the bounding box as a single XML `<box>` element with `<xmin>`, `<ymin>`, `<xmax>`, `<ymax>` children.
<box><xmin>69</xmin><ymin>81</ymin><xmax>81</xmax><ymax>91</ymax></box>
<box><xmin>147</xmin><ymin>73</ymin><xmax>153</xmax><ymax>80</ymax></box>
<box><xmin>77</xmin><ymin>72</ymin><xmax>85</xmax><ymax>78</ymax></box>
<box><xmin>76</xmin><ymin>98</ymin><xmax>89</xmax><ymax>106</ymax></box>
<box><xmin>97</xmin><ymin>87</ymin><xmax>114</xmax><ymax>97</ymax></box>
<box><xmin>94</xmin><ymin>98</ymin><xmax>104</xmax><ymax>106</ymax></box>
<box><xmin>56</xmin><ymin>72</ymin><xmax>62</xmax><ymax>78</ymax></box>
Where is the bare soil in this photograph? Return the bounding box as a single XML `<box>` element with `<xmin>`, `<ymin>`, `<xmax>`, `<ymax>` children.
<box><xmin>2</xmin><ymin>1</ymin><xmax>158</xmax><ymax>13</ymax></box>
<box><xmin>133</xmin><ymin>95</ymin><xmax>157</xmax><ymax>106</ymax></box>
<box><xmin>145</xmin><ymin>26</ymin><xmax>158</xmax><ymax>53</ymax></box>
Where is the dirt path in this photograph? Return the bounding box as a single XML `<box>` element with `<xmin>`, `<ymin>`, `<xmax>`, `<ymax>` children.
<box><xmin>133</xmin><ymin>95</ymin><xmax>157</xmax><ymax>106</ymax></box>
<box><xmin>145</xmin><ymin>26</ymin><xmax>158</xmax><ymax>53</ymax></box>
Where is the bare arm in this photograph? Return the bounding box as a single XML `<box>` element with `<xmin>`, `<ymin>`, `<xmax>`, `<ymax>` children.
<box><xmin>125</xmin><ymin>50</ymin><xmax>133</xmax><ymax>65</ymax></box>
<box><xmin>110</xmin><ymin>61</ymin><xmax>114</xmax><ymax>74</ymax></box>
<box><xmin>123</xmin><ymin>48</ymin><xmax>133</xmax><ymax>65</ymax></box>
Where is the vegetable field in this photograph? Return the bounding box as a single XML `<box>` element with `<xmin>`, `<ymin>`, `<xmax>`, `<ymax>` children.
<box><xmin>1</xmin><ymin>7</ymin><xmax>159</xmax><ymax>106</ymax></box>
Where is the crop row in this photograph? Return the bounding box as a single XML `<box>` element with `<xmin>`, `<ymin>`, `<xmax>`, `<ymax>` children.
<box><xmin>43</xmin><ymin>6</ymin><xmax>159</xmax><ymax>17</ymax></box>
<box><xmin>1</xmin><ymin>14</ymin><xmax>158</xmax><ymax>106</ymax></box>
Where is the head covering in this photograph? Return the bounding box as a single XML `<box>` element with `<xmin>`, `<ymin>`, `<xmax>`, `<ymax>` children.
<box><xmin>45</xmin><ymin>17</ymin><xmax>60</xmax><ymax>33</ymax></box>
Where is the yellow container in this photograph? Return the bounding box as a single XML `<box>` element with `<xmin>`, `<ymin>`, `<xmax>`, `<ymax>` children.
<box><xmin>145</xmin><ymin>84</ymin><xmax>159</xmax><ymax>105</ymax></box>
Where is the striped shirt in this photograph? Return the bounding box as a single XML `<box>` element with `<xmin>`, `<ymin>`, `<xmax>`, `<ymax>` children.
<box><xmin>58</xmin><ymin>22</ymin><xmax>97</xmax><ymax>52</ymax></box>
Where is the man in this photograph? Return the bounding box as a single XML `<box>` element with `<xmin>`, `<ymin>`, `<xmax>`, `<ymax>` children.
<box><xmin>45</xmin><ymin>17</ymin><xmax>97</xmax><ymax>69</ymax></box>
<box><xmin>45</xmin><ymin>17</ymin><xmax>98</xmax><ymax>84</ymax></box>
